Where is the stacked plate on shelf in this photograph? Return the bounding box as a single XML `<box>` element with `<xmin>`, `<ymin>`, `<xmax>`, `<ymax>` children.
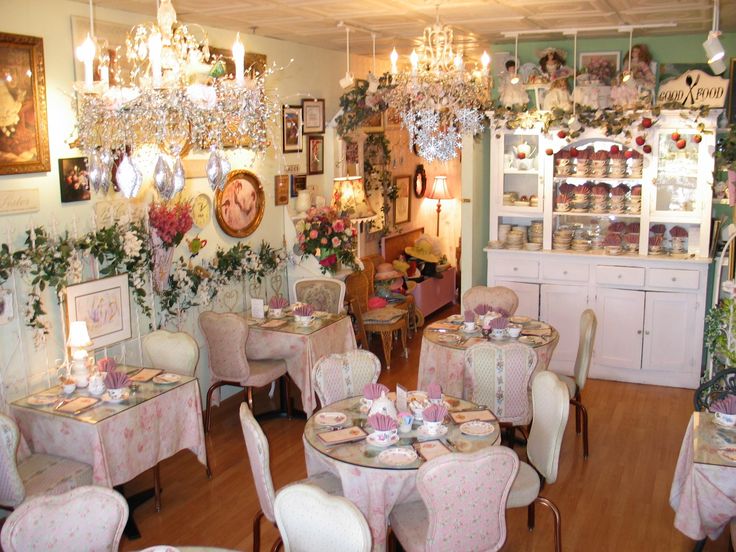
<box><xmin>505</xmin><ymin>229</ymin><xmax>525</xmax><ymax>250</ymax></box>
<box><xmin>552</xmin><ymin>227</ymin><xmax>573</xmax><ymax>250</ymax></box>
<box><xmin>503</xmin><ymin>192</ymin><xmax>518</xmax><ymax>206</ymax></box>
<box><xmin>590</xmin><ymin>193</ymin><xmax>609</xmax><ymax>213</ymax></box>
<box><xmin>572</xmin><ymin>192</ymin><xmax>590</xmax><ymax>212</ymax></box>
<box><xmin>629</xmin><ymin>158</ymin><xmax>643</xmax><ymax>178</ymax></box>
<box><xmin>609</xmin><ymin>194</ymin><xmax>626</xmax><ymax>213</ymax></box>
<box><xmin>609</xmin><ymin>158</ymin><xmax>627</xmax><ymax>178</ymax></box>
<box><xmin>528</xmin><ymin>220</ymin><xmax>543</xmax><ymax>245</ymax></box>
<box><xmin>628</xmin><ymin>194</ymin><xmax>641</xmax><ymax>213</ymax></box>
<box><xmin>498</xmin><ymin>224</ymin><xmax>511</xmax><ymax>243</ymax></box>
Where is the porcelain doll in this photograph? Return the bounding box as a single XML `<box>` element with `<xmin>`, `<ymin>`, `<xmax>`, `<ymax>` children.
<box><xmin>499</xmin><ymin>59</ymin><xmax>530</xmax><ymax>108</ymax></box>
<box><xmin>539</xmin><ymin>48</ymin><xmax>572</xmax><ymax>110</ymax></box>
<box><xmin>610</xmin><ymin>73</ymin><xmax>640</xmax><ymax>109</ymax></box>
<box><xmin>622</xmin><ymin>44</ymin><xmax>656</xmax><ymax>90</ymax></box>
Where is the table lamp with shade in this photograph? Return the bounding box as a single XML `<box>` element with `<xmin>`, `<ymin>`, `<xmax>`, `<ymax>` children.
<box><xmin>332</xmin><ymin>176</ymin><xmax>377</xmax><ymax>259</ymax></box>
<box><xmin>67</xmin><ymin>321</ymin><xmax>92</xmax><ymax>388</ymax></box>
<box><xmin>426</xmin><ymin>175</ymin><xmax>453</xmax><ymax>237</ymax></box>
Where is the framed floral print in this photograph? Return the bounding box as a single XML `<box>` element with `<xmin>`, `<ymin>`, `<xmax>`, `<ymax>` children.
<box><xmin>307</xmin><ymin>135</ymin><xmax>324</xmax><ymax>175</ymax></box>
<box><xmin>65</xmin><ymin>274</ymin><xmax>131</xmax><ymax>349</ymax></box>
<box><xmin>0</xmin><ymin>32</ymin><xmax>50</xmax><ymax>175</ymax></box>
<box><xmin>282</xmin><ymin>105</ymin><xmax>303</xmax><ymax>153</ymax></box>
<box><xmin>215</xmin><ymin>170</ymin><xmax>265</xmax><ymax>238</ymax></box>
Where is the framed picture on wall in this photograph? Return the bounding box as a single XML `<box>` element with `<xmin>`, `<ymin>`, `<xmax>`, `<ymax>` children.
<box><xmin>290</xmin><ymin>174</ymin><xmax>307</xmax><ymax>198</ymax></box>
<box><xmin>215</xmin><ymin>170</ymin><xmax>265</xmax><ymax>237</ymax></box>
<box><xmin>579</xmin><ymin>52</ymin><xmax>620</xmax><ymax>84</ymax></box>
<box><xmin>0</xmin><ymin>32</ymin><xmax>50</xmax><ymax>175</ymax></box>
<box><xmin>307</xmin><ymin>135</ymin><xmax>324</xmax><ymax>175</ymax></box>
<box><xmin>361</xmin><ymin>111</ymin><xmax>384</xmax><ymax>133</ymax></box>
<box><xmin>282</xmin><ymin>105</ymin><xmax>303</xmax><ymax>153</ymax></box>
<box><xmin>274</xmin><ymin>175</ymin><xmax>289</xmax><ymax>206</ymax></box>
<box><xmin>393</xmin><ymin>175</ymin><xmax>412</xmax><ymax>225</ymax></box>
<box><xmin>65</xmin><ymin>274</ymin><xmax>131</xmax><ymax>349</ymax></box>
<box><xmin>302</xmin><ymin>98</ymin><xmax>325</xmax><ymax>134</ymax></box>
<box><xmin>728</xmin><ymin>58</ymin><xmax>736</xmax><ymax>124</ymax></box>
<box><xmin>58</xmin><ymin>157</ymin><xmax>91</xmax><ymax>203</ymax></box>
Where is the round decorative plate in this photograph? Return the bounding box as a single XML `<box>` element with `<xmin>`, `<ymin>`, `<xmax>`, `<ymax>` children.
<box><xmin>460</xmin><ymin>420</ymin><xmax>495</xmax><ymax>437</ymax></box>
<box><xmin>437</xmin><ymin>333</ymin><xmax>461</xmax><ymax>344</ymax></box>
<box><xmin>102</xmin><ymin>391</ymin><xmax>130</xmax><ymax>404</ymax></box>
<box><xmin>509</xmin><ymin>316</ymin><xmax>530</xmax><ymax>325</ymax></box>
<box><xmin>713</xmin><ymin>416</ymin><xmax>736</xmax><ymax>429</ymax></box>
<box><xmin>153</xmin><ymin>373</ymin><xmax>182</xmax><ymax>385</ymax></box>
<box><xmin>315</xmin><ymin>411</ymin><xmax>348</xmax><ymax>427</ymax></box>
<box><xmin>27</xmin><ymin>394</ymin><xmax>58</xmax><ymax>406</ymax></box>
<box><xmin>378</xmin><ymin>447</ymin><xmax>418</xmax><ymax>467</ymax></box>
<box><xmin>366</xmin><ymin>433</ymin><xmax>400</xmax><ymax>448</ymax></box>
<box><xmin>416</xmin><ymin>424</ymin><xmax>448</xmax><ymax>438</ymax></box>
<box><xmin>717</xmin><ymin>447</ymin><xmax>736</xmax><ymax>462</ymax></box>
<box><xmin>520</xmin><ymin>336</ymin><xmax>544</xmax><ymax>346</ymax></box>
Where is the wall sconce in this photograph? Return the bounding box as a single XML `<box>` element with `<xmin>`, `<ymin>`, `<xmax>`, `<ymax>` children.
<box><xmin>426</xmin><ymin>175</ymin><xmax>453</xmax><ymax>237</ymax></box>
<box><xmin>67</xmin><ymin>321</ymin><xmax>92</xmax><ymax>388</ymax></box>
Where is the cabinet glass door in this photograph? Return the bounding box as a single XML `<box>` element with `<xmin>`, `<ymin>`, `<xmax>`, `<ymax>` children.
<box><xmin>653</xmin><ymin>131</ymin><xmax>699</xmax><ymax>215</ymax></box>
<box><xmin>501</xmin><ymin>133</ymin><xmax>542</xmax><ymax>209</ymax></box>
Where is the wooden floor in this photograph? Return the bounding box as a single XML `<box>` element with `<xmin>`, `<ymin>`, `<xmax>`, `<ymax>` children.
<box><xmin>118</xmin><ymin>304</ymin><xmax>731</xmax><ymax>552</ymax></box>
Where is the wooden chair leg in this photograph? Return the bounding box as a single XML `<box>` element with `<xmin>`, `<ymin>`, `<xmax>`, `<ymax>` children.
<box><xmin>527</xmin><ymin>500</ymin><xmax>535</xmax><ymax>531</ymax></box>
<box><xmin>283</xmin><ymin>374</ymin><xmax>293</xmax><ymax>419</ymax></box>
<box><xmin>153</xmin><ymin>463</ymin><xmax>162</xmax><ymax>512</ymax></box>
<box><xmin>270</xmin><ymin>536</ymin><xmax>283</xmax><ymax>552</ymax></box>
<box><xmin>205</xmin><ymin>381</ymin><xmax>228</xmax><ymax>433</ymax></box>
<box><xmin>253</xmin><ymin>509</ymin><xmax>263</xmax><ymax>552</ymax></box>
<box><xmin>247</xmin><ymin>386</ymin><xmax>254</xmax><ymax>411</ymax></box>
<box><xmin>379</xmin><ymin>331</ymin><xmax>392</xmax><ymax>370</ymax></box>
<box><xmin>535</xmin><ymin>496</ymin><xmax>562</xmax><ymax>552</ymax></box>
<box><xmin>401</xmin><ymin>321</ymin><xmax>408</xmax><ymax>358</ymax></box>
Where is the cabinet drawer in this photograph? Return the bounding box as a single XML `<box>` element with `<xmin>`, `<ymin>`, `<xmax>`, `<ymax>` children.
<box><xmin>595</xmin><ymin>265</ymin><xmax>645</xmax><ymax>287</ymax></box>
<box><xmin>494</xmin><ymin>259</ymin><xmax>539</xmax><ymax>279</ymax></box>
<box><xmin>647</xmin><ymin>268</ymin><xmax>700</xmax><ymax>290</ymax></box>
<box><xmin>542</xmin><ymin>262</ymin><xmax>589</xmax><ymax>283</ymax></box>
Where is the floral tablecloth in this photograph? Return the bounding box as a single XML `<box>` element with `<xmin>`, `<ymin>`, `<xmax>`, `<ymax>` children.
<box><xmin>245</xmin><ymin>315</ymin><xmax>357</xmax><ymax>416</ymax></box>
<box><xmin>669</xmin><ymin>412</ymin><xmax>736</xmax><ymax>541</ymax></box>
<box><xmin>417</xmin><ymin>323</ymin><xmax>559</xmax><ymax>398</ymax></box>
<box><xmin>11</xmin><ymin>379</ymin><xmax>207</xmax><ymax>487</ymax></box>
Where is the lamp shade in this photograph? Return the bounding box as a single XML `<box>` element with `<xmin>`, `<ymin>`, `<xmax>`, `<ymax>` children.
<box><xmin>703</xmin><ymin>32</ymin><xmax>725</xmax><ymax>64</ymax></box>
<box><xmin>67</xmin><ymin>321</ymin><xmax>92</xmax><ymax>348</ymax></box>
<box><xmin>426</xmin><ymin>176</ymin><xmax>452</xmax><ymax>201</ymax></box>
<box><xmin>332</xmin><ymin>176</ymin><xmax>376</xmax><ymax>220</ymax></box>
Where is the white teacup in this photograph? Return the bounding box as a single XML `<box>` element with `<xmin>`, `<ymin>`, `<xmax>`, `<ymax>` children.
<box><xmin>397</xmin><ymin>412</ymin><xmax>414</xmax><ymax>433</ymax></box>
<box><xmin>108</xmin><ymin>387</ymin><xmax>128</xmax><ymax>400</ymax></box>
<box><xmin>423</xmin><ymin>421</ymin><xmax>443</xmax><ymax>435</ymax></box>
<box><xmin>491</xmin><ymin>328</ymin><xmax>506</xmax><ymax>339</ymax></box>
<box><xmin>463</xmin><ymin>321</ymin><xmax>476</xmax><ymax>332</ymax></box>
<box><xmin>271</xmin><ymin>308</ymin><xmax>283</xmax><ymax>318</ymax></box>
<box><xmin>715</xmin><ymin>411</ymin><xmax>736</xmax><ymax>426</ymax></box>
<box><xmin>507</xmin><ymin>325</ymin><xmax>522</xmax><ymax>338</ymax></box>
<box><xmin>62</xmin><ymin>382</ymin><xmax>76</xmax><ymax>395</ymax></box>
<box><xmin>372</xmin><ymin>428</ymin><xmax>398</xmax><ymax>443</ymax></box>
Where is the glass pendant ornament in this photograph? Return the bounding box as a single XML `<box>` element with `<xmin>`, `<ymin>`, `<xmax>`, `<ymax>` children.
<box><xmin>87</xmin><ymin>149</ymin><xmax>103</xmax><ymax>192</ymax></box>
<box><xmin>154</xmin><ymin>155</ymin><xmax>174</xmax><ymax>200</ymax></box>
<box><xmin>206</xmin><ymin>147</ymin><xmax>222</xmax><ymax>191</ymax></box>
<box><xmin>99</xmin><ymin>149</ymin><xmax>114</xmax><ymax>193</ymax></box>
<box><xmin>172</xmin><ymin>157</ymin><xmax>186</xmax><ymax>196</ymax></box>
<box><xmin>116</xmin><ymin>153</ymin><xmax>142</xmax><ymax>199</ymax></box>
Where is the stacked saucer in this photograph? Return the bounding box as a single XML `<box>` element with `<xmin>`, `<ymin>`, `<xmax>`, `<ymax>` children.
<box><xmin>528</xmin><ymin>220</ymin><xmax>543</xmax><ymax>245</ymax></box>
<box><xmin>590</xmin><ymin>193</ymin><xmax>609</xmax><ymax>213</ymax></box>
<box><xmin>628</xmin><ymin>193</ymin><xmax>642</xmax><ymax>214</ymax></box>
<box><xmin>572</xmin><ymin>192</ymin><xmax>590</xmax><ymax>212</ymax></box>
<box><xmin>629</xmin><ymin>156</ymin><xmax>643</xmax><ymax>178</ymax></box>
<box><xmin>609</xmin><ymin>194</ymin><xmax>626</xmax><ymax>214</ymax></box>
<box><xmin>505</xmin><ymin>229</ymin><xmax>525</xmax><ymax>250</ymax></box>
<box><xmin>498</xmin><ymin>224</ymin><xmax>511</xmax><ymax>243</ymax></box>
<box><xmin>609</xmin><ymin>152</ymin><xmax>627</xmax><ymax>177</ymax></box>
<box><xmin>503</xmin><ymin>192</ymin><xmax>518</xmax><ymax>206</ymax></box>
<box><xmin>552</xmin><ymin>227</ymin><xmax>573</xmax><ymax>250</ymax></box>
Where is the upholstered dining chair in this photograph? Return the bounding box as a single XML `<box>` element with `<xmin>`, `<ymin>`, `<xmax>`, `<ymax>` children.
<box><xmin>273</xmin><ymin>483</ymin><xmax>371</xmax><ymax>552</ymax></box>
<box><xmin>239</xmin><ymin>404</ymin><xmax>343</xmax><ymax>552</ymax></box>
<box><xmin>142</xmin><ymin>329</ymin><xmax>200</xmax><ymax>377</ymax></box>
<box><xmin>199</xmin><ymin>311</ymin><xmax>291</xmax><ymax>433</ymax></box>
<box><xmin>506</xmin><ymin>371</ymin><xmax>570</xmax><ymax>552</ymax></box>
<box><xmin>462</xmin><ymin>285</ymin><xmax>519</xmax><ymax>316</ymax></box>
<box><xmin>293</xmin><ymin>278</ymin><xmax>346</xmax><ymax>314</ymax></box>
<box><xmin>345</xmin><ymin>270</ymin><xmax>408</xmax><ymax>370</ymax></box>
<box><xmin>464</xmin><ymin>341</ymin><xmax>538</xmax><ymax>441</ymax></box>
<box><xmin>313</xmin><ymin>350</ymin><xmax>381</xmax><ymax>407</ymax></box>
<box><xmin>389</xmin><ymin>447</ymin><xmax>519</xmax><ymax>552</ymax></box>
<box><xmin>0</xmin><ymin>414</ymin><xmax>93</xmax><ymax>511</ymax></box>
<box><xmin>1</xmin><ymin>485</ymin><xmax>128</xmax><ymax>552</ymax></box>
<box><xmin>554</xmin><ymin>309</ymin><xmax>597</xmax><ymax>459</ymax></box>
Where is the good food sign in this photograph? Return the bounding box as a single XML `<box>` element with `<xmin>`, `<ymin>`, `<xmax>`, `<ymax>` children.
<box><xmin>657</xmin><ymin>70</ymin><xmax>728</xmax><ymax>108</ymax></box>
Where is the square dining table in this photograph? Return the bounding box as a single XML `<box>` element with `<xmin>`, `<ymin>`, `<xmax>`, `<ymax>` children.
<box><xmin>244</xmin><ymin>312</ymin><xmax>357</xmax><ymax>416</ymax></box>
<box><xmin>10</xmin><ymin>367</ymin><xmax>208</xmax><ymax>489</ymax></box>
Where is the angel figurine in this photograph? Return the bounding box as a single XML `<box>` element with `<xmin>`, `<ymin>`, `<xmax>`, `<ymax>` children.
<box><xmin>499</xmin><ymin>59</ymin><xmax>530</xmax><ymax>108</ymax></box>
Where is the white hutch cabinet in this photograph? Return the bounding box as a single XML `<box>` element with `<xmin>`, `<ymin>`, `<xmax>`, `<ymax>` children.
<box><xmin>486</xmin><ymin>112</ymin><xmax>718</xmax><ymax>389</ymax></box>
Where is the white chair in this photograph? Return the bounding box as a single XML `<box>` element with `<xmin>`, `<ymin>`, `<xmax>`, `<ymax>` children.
<box><xmin>0</xmin><ymin>485</ymin><xmax>128</xmax><ymax>552</ymax></box>
<box><xmin>293</xmin><ymin>278</ymin><xmax>346</xmax><ymax>314</ymax></box>
<box><xmin>506</xmin><ymin>371</ymin><xmax>570</xmax><ymax>552</ymax></box>
<box><xmin>239</xmin><ymin>403</ymin><xmax>342</xmax><ymax>552</ymax></box>
<box><xmin>0</xmin><ymin>413</ymin><xmax>93</xmax><ymax>510</ymax></box>
<box><xmin>389</xmin><ymin>447</ymin><xmax>519</xmax><ymax>552</ymax></box>
<box><xmin>313</xmin><ymin>350</ymin><xmax>381</xmax><ymax>407</ymax></box>
<box><xmin>273</xmin><ymin>483</ymin><xmax>371</xmax><ymax>552</ymax></box>
<box><xmin>142</xmin><ymin>329</ymin><xmax>200</xmax><ymax>377</ymax></box>
<box><xmin>462</xmin><ymin>285</ymin><xmax>519</xmax><ymax>316</ymax></box>
<box><xmin>555</xmin><ymin>309</ymin><xmax>597</xmax><ymax>459</ymax></box>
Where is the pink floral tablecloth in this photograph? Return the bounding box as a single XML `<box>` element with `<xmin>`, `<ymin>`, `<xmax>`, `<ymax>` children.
<box><xmin>669</xmin><ymin>413</ymin><xmax>736</xmax><ymax>541</ymax></box>
<box><xmin>417</xmin><ymin>328</ymin><xmax>559</xmax><ymax>398</ymax></box>
<box><xmin>11</xmin><ymin>379</ymin><xmax>207</xmax><ymax>487</ymax></box>
<box><xmin>305</xmin><ymin>439</ymin><xmax>419</xmax><ymax>552</ymax></box>
<box><xmin>245</xmin><ymin>316</ymin><xmax>357</xmax><ymax>416</ymax></box>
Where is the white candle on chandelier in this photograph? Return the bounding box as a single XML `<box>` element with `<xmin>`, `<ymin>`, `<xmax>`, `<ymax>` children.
<box><xmin>76</xmin><ymin>33</ymin><xmax>96</xmax><ymax>89</ymax></box>
<box><xmin>232</xmin><ymin>32</ymin><xmax>245</xmax><ymax>85</ymax></box>
<box><xmin>453</xmin><ymin>52</ymin><xmax>463</xmax><ymax>71</ymax></box>
<box><xmin>390</xmin><ymin>47</ymin><xmax>399</xmax><ymax>75</ymax></box>
<box><xmin>481</xmin><ymin>51</ymin><xmax>491</xmax><ymax>75</ymax></box>
<box><xmin>99</xmin><ymin>64</ymin><xmax>109</xmax><ymax>86</ymax></box>
<box><xmin>148</xmin><ymin>31</ymin><xmax>163</xmax><ymax>87</ymax></box>
<box><xmin>409</xmin><ymin>49</ymin><xmax>419</xmax><ymax>74</ymax></box>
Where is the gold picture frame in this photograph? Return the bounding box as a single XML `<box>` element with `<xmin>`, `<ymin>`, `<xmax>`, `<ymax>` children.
<box><xmin>0</xmin><ymin>32</ymin><xmax>50</xmax><ymax>175</ymax></box>
<box><xmin>215</xmin><ymin>170</ymin><xmax>265</xmax><ymax>238</ymax></box>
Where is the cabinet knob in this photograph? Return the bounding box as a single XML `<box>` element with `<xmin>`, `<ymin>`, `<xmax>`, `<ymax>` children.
<box><xmin>637</xmin><ymin>330</ymin><xmax>642</xmax><ymax>335</ymax></box>
<box><xmin>563</xmin><ymin>270</ymin><xmax>568</xmax><ymax>275</ymax></box>
<box><xmin>671</xmin><ymin>277</ymin><xmax>677</xmax><ymax>282</ymax></box>
<box><xmin>617</xmin><ymin>274</ymin><xmax>622</xmax><ymax>279</ymax></box>
<box><xmin>645</xmin><ymin>330</ymin><xmax>650</xmax><ymax>335</ymax></box>
<box><xmin>513</xmin><ymin>267</ymin><xmax>518</xmax><ymax>271</ymax></box>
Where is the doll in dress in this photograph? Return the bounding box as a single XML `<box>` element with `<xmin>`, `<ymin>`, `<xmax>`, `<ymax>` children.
<box><xmin>499</xmin><ymin>59</ymin><xmax>530</xmax><ymax>108</ymax></box>
<box><xmin>539</xmin><ymin>48</ymin><xmax>572</xmax><ymax>110</ymax></box>
<box><xmin>622</xmin><ymin>44</ymin><xmax>656</xmax><ymax>90</ymax></box>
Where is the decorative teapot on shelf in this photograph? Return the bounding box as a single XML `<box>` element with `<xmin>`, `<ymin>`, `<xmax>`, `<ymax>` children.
<box><xmin>512</xmin><ymin>142</ymin><xmax>536</xmax><ymax>170</ymax></box>
<box><xmin>88</xmin><ymin>370</ymin><xmax>106</xmax><ymax>397</ymax></box>
<box><xmin>368</xmin><ymin>391</ymin><xmax>398</xmax><ymax>420</ymax></box>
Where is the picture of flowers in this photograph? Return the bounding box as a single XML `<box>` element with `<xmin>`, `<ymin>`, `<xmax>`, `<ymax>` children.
<box><xmin>58</xmin><ymin>157</ymin><xmax>90</xmax><ymax>203</ymax></box>
<box><xmin>579</xmin><ymin>52</ymin><xmax>620</xmax><ymax>85</ymax></box>
<box><xmin>66</xmin><ymin>274</ymin><xmax>131</xmax><ymax>349</ymax></box>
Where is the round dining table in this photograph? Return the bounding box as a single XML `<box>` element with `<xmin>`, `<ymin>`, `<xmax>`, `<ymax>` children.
<box><xmin>417</xmin><ymin>319</ymin><xmax>560</xmax><ymax>399</ymax></box>
<box><xmin>303</xmin><ymin>395</ymin><xmax>500</xmax><ymax>552</ymax></box>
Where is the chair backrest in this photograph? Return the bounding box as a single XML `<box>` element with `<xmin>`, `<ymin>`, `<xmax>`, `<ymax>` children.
<box><xmin>1</xmin><ymin>485</ymin><xmax>128</xmax><ymax>552</ymax></box>
<box><xmin>274</xmin><ymin>483</ymin><xmax>371</xmax><ymax>552</ymax></box>
<box><xmin>464</xmin><ymin>342</ymin><xmax>538</xmax><ymax>426</ymax></box>
<box><xmin>0</xmin><ymin>414</ymin><xmax>25</xmax><ymax>508</ymax></box>
<box><xmin>293</xmin><ymin>278</ymin><xmax>346</xmax><ymax>314</ymax></box>
<box><xmin>239</xmin><ymin>403</ymin><xmax>277</xmax><ymax>523</ymax></box>
<box><xmin>694</xmin><ymin>368</ymin><xmax>736</xmax><ymax>410</ymax></box>
<box><xmin>360</xmin><ymin>257</ymin><xmax>378</xmax><ymax>296</ymax></box>
<box><xmin>348</xmin><ymin>298</ymin><xmax>369</xmax><ymax>350</ymax></box>
<box><xmin>462</xmin><ymin>286</ymin><xmax>519</xmax><ymax>316</ymax></box>
<box><xmin>574</xmin><ymin>309</ymin><xmax>597</xmax><ymax>391</ymax></box>
<box><xmin>344</xmin><ymin>271</ymin><xmax>370</xmax><ymax>312</ymax></box>
<box><xmin>527</xmin><ymin>371</ymin><xmax>570</xmax><ymax>484</ymax></box>
<box><xmin>142</xmin><ymin>329</ymin><xmax>200</xmax><ymax>377</ymax></box>
<box><xmin>313</xmin><ymin>350</ymin><xmax>381</xmax><ymax>406</ymax></box>
<box><xmin>416</xmin><ymin>448</ymin><xmax>519</xmax><ymax>552</ymax></box>
<box><xmin>199</xmin><ymin>311</ymin><xmax>251</xmax><ymax>382</ymax></box>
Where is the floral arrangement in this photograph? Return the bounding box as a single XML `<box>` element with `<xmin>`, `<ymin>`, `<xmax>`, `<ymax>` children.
<box><xmin>148</xmin><ymin>201</ymin><xmax>193</xmax><ymax>247</ymax></box>
<box><xmin>705</xmin><ymin>297</ymin><xmax>736</xmax><ymax>369</ymax></box>
<box><xmin>583</xmin><ymin>58</ymin><xmax>616</xmax><ymax>85</ymax></box>
<box><xmin>296</xmin><ymin>207</ymin><xmax>358</xmax><ymax>274</ymax></box>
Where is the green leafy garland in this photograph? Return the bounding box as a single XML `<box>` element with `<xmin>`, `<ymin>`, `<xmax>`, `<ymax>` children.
<box><xmin>705</xmin><ymin>298</ymin><xmax>736</xmax><ymax>369</ymax></box>
<box><xmin>335</xmin><ymin>77</ymin><xmax>391</xmax><ymax>137</ymax></box>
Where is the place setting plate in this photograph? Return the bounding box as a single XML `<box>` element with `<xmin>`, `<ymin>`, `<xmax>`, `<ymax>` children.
<box><xmin>366</xmin><ymin>433</ymin><xmax>400</xmax><ymax>448</ymax></box>
<box><xmin>102</xmin><ymin>391</ymin><xmax>130</xmax><ymax>404</ymax></box>
<box><xmin>416</xmin><ymin>424</ymin><xmax>448</xmax><ymax>438</ymax></box>
<box><xmin>377</xmin><ymin>447</ymin><xmax>418</xmax><ymax>466</ymax></box>
<box><xmin>459</xmin><ymin>420</ymin><xmax>495</xmax><ymax>437</ymax></box>
<box><xmin>152</xmin><ymin>373</ymin><xmax>182</xmax><ymax>385</ymax></box>
<box><xmin>27</xmin><ymin>394</ymin><xmax>60</xmax><ymax>406</ymax></box>
<box><xmin>315</xmin><ymin>411</ymin><xmax>348</xmax><ymax>427</ymax></box>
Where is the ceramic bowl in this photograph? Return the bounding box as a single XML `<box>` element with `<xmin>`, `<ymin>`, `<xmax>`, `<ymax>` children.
<box><xmin>62</xmin><ymin>383</ymin><xmax>76</xmax><ymax>395</ymax></box>
<box><xmin>715</xmin><ymin>412</ymin><xmax>736</xmax><ymax>426</ymax></box>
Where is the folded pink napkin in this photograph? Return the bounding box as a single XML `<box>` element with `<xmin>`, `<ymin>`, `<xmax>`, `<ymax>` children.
<box><xmin>104</xmin><ymin>370</ymin><xmax>131</xmax><ymax>390</ymax></box>
<box><xmin>473</xmin><ymin>304</ymin><xmax>492</xmax><ymax>315</ymax></box>
<box><xmin>427</xmin><ymin>383</ymin><xmax>442</xmax><ymax>400</ymax></box>
<box><xmin>269</xmin><ymin>296</ymin><xmax>288</xmax><ymax>309</ymax></box>
<box><xmin>97</xmin><ymin>357</ymin><xmax>117</xmax><ymax>372</ymax></box>
<box><xmin>464</xmin><ymin>310</ymin><xmax>475</xmax><ymax>322</ymax></box>
<box><xmin>711</xmin><ymin>395</ymin><xmax>736</xmax><ymax>415</ymax></box>
<box><xmin>368</xmin><ymin>413</ymin><xmax>397</xmax><ymax>431</ymax></box>
<box><xmin>489</xmin><ymin>316</ymin><xmax>509</xmax><ymax>330</ymax></box>
<box><xmin>422</xmin><ymin>404</ymin><xmax>448</xmax><ymax>423</ymax></box>
<box><xmin>363</xmin><ymin>383</ymin><xmax>389</xmax><ymax>400</ymax></box>
<box><xmin>293</xmin><ymin>304</ymin><xmax>314</xmax><ymax>317</ymax></box>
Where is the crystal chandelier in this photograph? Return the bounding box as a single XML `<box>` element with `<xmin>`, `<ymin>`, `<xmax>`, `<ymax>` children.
<box><xmin>386</xmin><ymin>9</ymin><xmax>491</xmax><ymax>162</ymax></box>
<box><xmin>74</xmin><ymin>0</ymin><xmax>277</xmax><ymax>199</ymax></box>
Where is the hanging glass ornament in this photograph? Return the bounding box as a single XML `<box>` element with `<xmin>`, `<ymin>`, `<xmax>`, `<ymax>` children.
<box><xmin>206</xmin><ymin>147</ymin><xmax>222</xmax><ymax>191</ymax></box>
<box><xmin>172</xmin><ymin>156</ymin><xmax>186</xmax><ymax>196</ymax></box>
<box><xmin>154</xmin><ymin>155</ymin><xmax>174</xmax><ymax>200</ymax></box>
<box><xmin>99</xmin><ymin>149</ymin><xmax>114</xmax><ymax>193</ymax></box>
<box><xmin>116</xmin><ymin>153</ymin><xmax>142</xmax><ymax>199</ymax></box>
<box><xmin>87</xmin><ymin>149</ymin><xmax>103</xmax><ymax>192</ymax></box>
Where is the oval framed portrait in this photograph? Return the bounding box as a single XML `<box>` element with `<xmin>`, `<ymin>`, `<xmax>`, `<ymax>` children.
<box><xmin>215</xmin><ymin>170</ymin><xmax>265</xmax><ymax>238</ymax></box>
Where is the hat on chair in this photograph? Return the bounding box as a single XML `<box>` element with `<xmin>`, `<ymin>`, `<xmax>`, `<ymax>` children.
<box><xmin>404</xmin><ymin>241</ymin><xmax>439</xmax><ymax>264</ymax></box>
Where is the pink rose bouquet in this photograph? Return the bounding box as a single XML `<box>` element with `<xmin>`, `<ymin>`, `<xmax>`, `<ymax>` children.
<box><xmin>296</xmin><ymin>207</ymin><xmax>358</xmax><ymax>274</ymax></box>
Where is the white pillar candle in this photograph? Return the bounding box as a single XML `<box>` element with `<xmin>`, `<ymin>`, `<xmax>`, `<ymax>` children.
<box><xmin>232</xmin><ymin>32</ymin><xmax>245</xmax><ymax>86</ymax></box>
<box><xmin>148</xmin><ymin>31</ymin><xmax>162</xmax><ymax>88</ymax></box>
<box><xmin>75</xmin><ymin>33</ymin><xmax>96</xmax><ymax>89</ymax></box>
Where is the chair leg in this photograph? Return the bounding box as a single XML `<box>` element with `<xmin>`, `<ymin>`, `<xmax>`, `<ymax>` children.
<box><xmin>153</xmin><ymin>463</ymin><xmax>162</xmax><ymax>512</ymax></box>
<box><xmin>401</xmin><ymin>322</ymin><xmax>408</xmax><ymax>358</ymax></box>
<box><xmin>270</xmin><ymin>537</ymin><xmax>283</xmax><ymax>552</ymax></box>
<box><xmin>205</xmin><ymin>381</ymin><xmax>228</xmax><ymax>434</ymax></box>
<box><xmin>527</xmin><ymin>500</ymin><xmax>535</xmax><ymax>531</ymax></box>
<box><xmin>571</xmin><ymin>397</ymin><xmax>589</xmax><ymax>459</ymax></box>
<box><xmin>573</xmin><ymin>389</ymin><xmax>582</xmax><ymax>434</ymax></box>
<box><xmin>535</xmin><ymin>496</ymin><xmax>562</xmax><ymax>552</ymax></box>
<box><xmin>379</xmin><ymin>331</ymin><xmax>392</xmax><ymax>370</ymax></box>
<box><xmin>253</xmin><ymin>509</ymin><xmax>264</xmax><ymax>552</ymax></box>
<box><xmin>283</xmin><ymin>374</ymin><xmax>293</xmax><ymax>419</ymax></box>
<box><xmin>247</xmin><ymin>386</ymin><xmax>254</xmax><ymax>411</ymax></box>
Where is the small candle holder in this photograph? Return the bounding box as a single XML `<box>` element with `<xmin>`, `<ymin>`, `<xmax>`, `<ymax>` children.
<box><xmin>481</xmin><ymin>328</ymin><xmax>492</xmax><ymax>340</ymax></box>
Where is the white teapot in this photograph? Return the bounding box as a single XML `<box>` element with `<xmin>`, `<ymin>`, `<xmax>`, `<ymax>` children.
<box><xmin>88</xmin><ymin>372</ymin><xmax>106</xmax><ymax>397</ymax></box>
<box><xmin>368</xmin><ymin>391</ymin><xmax>398</xmax><ymax>420</ymax></box>
<box><xmin>513</xmin><ymin>142</ymin><xmax>536</xmax><ymax>159</ymax></box>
